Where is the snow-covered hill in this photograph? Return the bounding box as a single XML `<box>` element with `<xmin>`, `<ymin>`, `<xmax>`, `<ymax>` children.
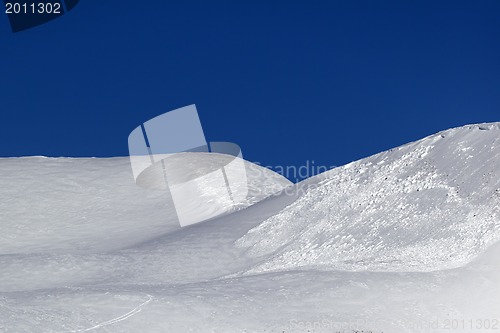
<box><xmin>0</xmin><ymin>123</ymin><xmax>499</xmax><ymax>333</ymax></box>
<box><xmin>0</xmin><ymin>155</ymin><xmax>291</xmax><ymax>255</ymax></box>
<box><xmin>236</xmin><ymin>123</ymin><xmax>500</xmax><ymax>273</ymax></box>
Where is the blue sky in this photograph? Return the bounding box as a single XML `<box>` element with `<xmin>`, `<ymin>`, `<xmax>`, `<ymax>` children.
<box><xmin>1</xmin><ymin>1</ymin><xmax>499</xmax><ymax>180</ymax></box>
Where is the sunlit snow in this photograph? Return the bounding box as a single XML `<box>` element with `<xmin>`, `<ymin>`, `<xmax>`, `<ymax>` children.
<box><xmin>1</xmin><ymin>123</ymin><xmax>499</xmax><ymax>333</ymax></box>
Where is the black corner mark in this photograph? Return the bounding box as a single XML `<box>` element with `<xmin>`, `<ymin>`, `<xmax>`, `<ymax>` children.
<box><xmin>4</xmin><ymin>0</ymin><xmax>80</xmax><ymax>33</ymax></box>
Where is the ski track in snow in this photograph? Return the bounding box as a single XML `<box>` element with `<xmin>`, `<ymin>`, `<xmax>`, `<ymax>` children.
<box><xmin>55</xmin><ymin>294</ymin><xmax>154</xmax><ymax>333</ymax></box>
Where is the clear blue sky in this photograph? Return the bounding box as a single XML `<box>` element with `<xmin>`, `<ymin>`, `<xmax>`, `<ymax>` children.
<box><xmin>1</xmin><ymin>1</ymin><xmax>499</xmax><ymax>177</ymax></box>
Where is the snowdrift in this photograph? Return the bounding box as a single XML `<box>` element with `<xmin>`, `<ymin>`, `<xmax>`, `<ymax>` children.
<box><xmin>0</xmin><ymin>123</ymin><xmax>499</xmax><ymax>333</ymax></box>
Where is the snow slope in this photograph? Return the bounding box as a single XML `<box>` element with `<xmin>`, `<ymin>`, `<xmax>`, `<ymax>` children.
<box><xmin>236</xmin><ymin>123</ymin><xmax>500</xmax><ymax>273</ymax></box>
<box><xmin>0</xmin><ymin>155</ymin><xmax>291</xmax><ymax>255</ymax></box>
<box><xmin>0</xmin><ymin>123</ymin><xmax>499</xmax><ymax>333</ymax></box>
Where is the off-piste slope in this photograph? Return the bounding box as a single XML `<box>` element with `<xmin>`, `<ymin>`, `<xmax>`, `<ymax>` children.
<box><xmin>1</xmin><ymin>123</ymin><xmax>499</xmax><ymax>333</ymax></box>
<box><xmin>236</xmin><ymin>123</ymin><xmax>500</xmax><ymax>273</ymax></box>
<box><xmin>0</xmin><ymin>155</ymin><xmax>291</xmax><ymax>256</ymax></box>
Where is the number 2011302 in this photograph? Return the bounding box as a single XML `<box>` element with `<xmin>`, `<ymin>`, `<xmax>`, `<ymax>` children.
<box><xmin>5</xmin><ymin>2</ymin><xmax>61</xmax><ymax>14</ymax></box>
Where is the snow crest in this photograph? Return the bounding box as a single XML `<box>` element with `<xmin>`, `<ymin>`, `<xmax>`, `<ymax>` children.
<box><xmin>236</xmin><ymin>123</ymin><xmax>500</xmax><ymax>273</ymax></box>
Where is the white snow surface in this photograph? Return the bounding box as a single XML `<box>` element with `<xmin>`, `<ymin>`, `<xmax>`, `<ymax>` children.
<box><xmin>0</xmin><ymin>123</ymin><xmax>499</xmax><ymax>333</ymax></box>
<box><xmin>236</xmin><ymin>123</ymin><xmax>500</xmax><ymax>273</ymax></box>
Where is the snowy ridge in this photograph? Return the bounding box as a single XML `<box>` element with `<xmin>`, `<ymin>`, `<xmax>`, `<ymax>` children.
<box><xmin>0</xmin><ymin>156</ymin><xmax>291</xmax><ymax>255</ymax></box>
<box><xmin>0</xmin><ymin>123</ymin><xmax>499</xmax><ymax>332</ymax></box>
<box><xmin>236</xmin><ymin>122</ymin><xmax>500</xmax><ymax>273</ymax></box>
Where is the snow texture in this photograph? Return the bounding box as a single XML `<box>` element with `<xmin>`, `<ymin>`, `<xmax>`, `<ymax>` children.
<box><xmin>0</xmin><ymin>123</ymin><xmax>499</xmax><ymax>333</ymax></box>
